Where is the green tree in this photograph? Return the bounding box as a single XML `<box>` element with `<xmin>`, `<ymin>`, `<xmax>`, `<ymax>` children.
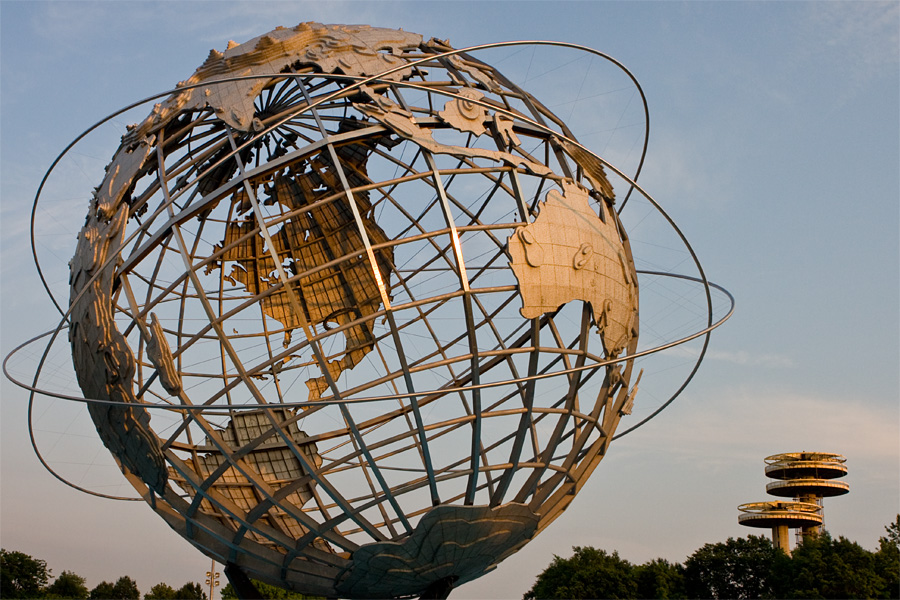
<box><xmin>220</xmin><ymin>580</ymin><xmax>320</xmax><ymax>599</ymax></box>
<box><xmin>90</xmin><ymin>581</ymin><xmax>116</xmax><ymax>599</ymax></box>
<box><xmin>876</xmin><ymin>515</ymin><xmax>900</xmax><ymax>599</ymax></box>
<box><xmin>886</xmin><ymin>515</ymin><xmax>900</xmax><ymax>549</ymax></box>
<box><xmin>174</xmin><ymin>583</ymin><xmax>206</xmax><ymax>600</ymax></box>
<box><xmin>1</xmin><ymin>548</ymin><xmax>51</xmax><ymax>599</ymax></box>
<box><xmin>633</xmin><ymin>558</ymin><xmax>685</xmax><ymax>599</ymax></box>
<box><xmin>90</xmin><ymin>576</ymin><xmax>139</xmax><ymax>600</ymax></box>
<box><xmin>682</xmin><ymin>535</ymin><xmax>787</xmax><ymax>599</ymax></box>
<box><xmin>46</xmin><ymin>570</ymin><xmax>90</xmax><ymax>599</ymax></box>
<box><xmin>521</xmin><ymin>517</ymin><xmax>900</xmax><ymax>600</ymax></box>
<box><xmin>144</xmin><ymin>582</ymin><xmax>205</xmax><ymax>600</ymax></box>
<box><xmin>523</xmin><ymin>546</ymin><xmax>637</xmax><ymax>599</ymax></box>
<box><xmin>143</xmin><ymin>583</ymin><xmax>177</xmax><ymax>600</ymax></box>
<box><xmin>786</xmin><ymin>531</ymin><xmax>889</xmax><ymax>599</ymax></box>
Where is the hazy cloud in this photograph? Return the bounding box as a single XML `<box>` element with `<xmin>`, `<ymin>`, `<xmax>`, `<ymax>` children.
<box><xmin>661</xmin><ymin>345</ymin><xmax>796</xmax><ymax>368</ymax></box>
<box><xmin>635</xmin><ymin>386</ymin><xmax>899</xmax><ymax>468</ymax></box>
<box><xmin>798</xmin><ymin>2</ymin><xmax>899</xmax><ymax>104</ymax></box>
<box><xmin>809</xmin><ymin>1</ymin><xmax>899</xmax><ymax>67</ymax></box>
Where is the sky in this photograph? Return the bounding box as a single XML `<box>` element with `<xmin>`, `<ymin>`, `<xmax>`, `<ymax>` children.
<box><xmin>1</xmin><ymin>1</ymin><xmax>897</xmax><ymax>599</ymax></box>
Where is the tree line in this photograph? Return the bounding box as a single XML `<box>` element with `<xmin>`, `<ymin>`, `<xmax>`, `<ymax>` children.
<box><xmin>0</xmin><ymin>550</ymin><xmax>206</xmax><ymax>600</ymax></box>
<box><xmin>0</xmin><ymin>549</ymin><xmax>320</xmax><ymax>600</ymax></box>
<box><xmin>525</xmin><ymin>515</ymin><xmax>899</xmax><ymax>599</ymax></box>
<box><xmin>4</xmin><ymin>516</ymin><xmax>898</xmax><ymax>599</ymax></box>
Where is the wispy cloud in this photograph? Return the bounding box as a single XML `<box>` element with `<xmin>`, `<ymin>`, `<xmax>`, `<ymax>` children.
<box><xmin>162</xmin><ymin>2</ymin><xmax>400</xmax><ymax>49</ymax></box>
<box><xmin>707</xmin><ymin>350</ymin><xmax>795</xmax><ymax>368</ymax></box>
<box><xmin>798</xmin><ymin>2</ymin><xmax>899</xmax><ymax>104</ymax></box>
<box><xmin>808</xmin><ymin>2</ymin><xmax>899</xmax><ymax>68</ymax></box>
<box><xmin>660</xmin><ymin>345</ymin><xmax>796</xmax><ymax>368</ymax></box>
<box><xmin>629</xmin><ymin>386</ymin><xmax>899</xmax><ymax>471</ymax></box>
<box><xmin>36</xmin><ymin>2</ymin><xmax>111</xmax><ymax>45</ymax></box>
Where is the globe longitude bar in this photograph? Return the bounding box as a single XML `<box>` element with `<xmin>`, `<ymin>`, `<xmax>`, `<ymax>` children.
<box><xmin>219</xmin><ymin>123</ymin><xmax>413</xmax><ymax>538</ymax></box>
<box><xmin>296</xmin><ymin>82</ymin><xmax>441</xmax><ymax>506</ymax></box>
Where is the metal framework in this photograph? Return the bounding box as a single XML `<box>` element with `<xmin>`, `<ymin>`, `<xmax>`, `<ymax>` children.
<box><xmin>5</xmin><ymin>23</ymin><xmax>733</xmax><ymax>599</ymax></box>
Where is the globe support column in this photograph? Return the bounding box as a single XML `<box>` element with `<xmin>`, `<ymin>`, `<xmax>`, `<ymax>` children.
<box><xmin>224</xmin><ymin>563</ymin><xmax>264</xmax><ymax>600</ymax></box>
<box><xmin>223</xmin><ymin>562</ymin><xmax>456</xmax><ymax>600</ymax></box>
<box><xmin>419</xmin><ymin>576</ymin><xmax>457</xmax><ymax>600</ymax></box>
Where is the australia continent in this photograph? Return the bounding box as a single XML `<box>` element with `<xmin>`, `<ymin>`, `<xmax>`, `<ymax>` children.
<box><xmin>507</xmin><ymin>181</ymin><xmax>638</xmax><ymax>357</ymax></box>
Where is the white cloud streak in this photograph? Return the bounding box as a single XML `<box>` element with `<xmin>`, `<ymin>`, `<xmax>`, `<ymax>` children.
<box><xmin>661</xmin><ymin>345</ymin><xmax>796</xmax><ymax>368</ymax></box>
<box><xmin>798</xmin><ymin>1</ymin><xmax>899</xmax><ymax>105</ymax></box>
<box><xmin>632</xmin><ymin>385</ymin><xmax>899</xmax><ymax>469</ymax></box>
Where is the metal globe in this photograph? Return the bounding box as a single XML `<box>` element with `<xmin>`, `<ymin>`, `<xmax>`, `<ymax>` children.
<box><xmin>7</xmin><ymin>22</ymin><xmax>731</xmax><ymax>599</ymax></box>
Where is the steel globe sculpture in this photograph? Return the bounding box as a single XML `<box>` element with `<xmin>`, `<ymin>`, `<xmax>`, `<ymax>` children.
<box><xmin>7</xmin><ymin>23</ymin><xmax>732</xmax><ymax>599</ymax></box>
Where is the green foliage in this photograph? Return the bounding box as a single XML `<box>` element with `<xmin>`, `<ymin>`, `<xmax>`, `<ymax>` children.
<box><xmin>524</xmin><ymin>519</ymin><xmax>900</xmax><ymax>600</ymax></box>
<box><xmin>785</xmin><ymin>530</ymin><xmax>896</xmax><ymax>599</ymax></box>
<box><xmin>523</xmin><ymin>546</ymin><xmax>638</xmax><ymax>599</ymax></box>
<box><xmin>143</xmin><ymin>581</ymin><xmax>205</xmax><ymax>600</ymax></box>
<box><xmin>46</xmin><ymin>570</ymin><xmax>90</xmax><ymax>599</ymax></box>
<box><xmin>143</xmin><ymin>583</ymin><xmax>177</xmax><ymax>600</ymax></box>
<box><xmin>884</xmin><ymin>515</ymin><xmax>900</xmax><ymax>551</ymax></box>
<box><xmin>678</xmin><ymin>528</ymin><xmax>898</xmax><ymax>599</ymax></box>
<box><xmin>683</xmin><ymin>535</ymin><xmax>787</xmax><ymax>599</ymax></box>
<box><xmin>90</xmin><ymin>576</ymin><xmax>139</xmax><ymax>600</ymax></box>
<box><xmin>89</xmin><ymin>581</ymin><xmax>116</xmax><ymax>599</ymax></box>
<box><xmin>633</xmin><ymin>558</ymin><xmax>685</xmax><ymax>599</ymax></box>
<box><xmin>876</xmin><ymin>516</ymin><xmax>900</xmax><ymax>598</ymax></box>
<box><xmin>175</xmin><ymin>582</ymin><xmax>206</xmax><ymax>600</ymax></box>
<box><xmin>1</xmin><ymin>548</ymin><xmax>51</xmax><ymax>599</ymax></box>
<box><xmin>144</xmin><ymin>583</ymin><xmax>176</xmax><ymax>600</ymax></box>
<box><xmin>220</xmin><ymin>580</ymin><xmax>321</xmax><ymax>599</ymax></box>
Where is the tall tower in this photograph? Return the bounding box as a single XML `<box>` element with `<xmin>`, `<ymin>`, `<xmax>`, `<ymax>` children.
<box><xmin>738</xmin><ymin>452</ymin><xmax>848</xmax><ymax>555</ymax></box>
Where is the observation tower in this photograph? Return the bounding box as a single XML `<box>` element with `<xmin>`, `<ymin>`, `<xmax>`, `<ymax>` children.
<box><xmin>738</xmin><ymin>452</ymin><xmax>848</xmax><ymax>555</ymax></box>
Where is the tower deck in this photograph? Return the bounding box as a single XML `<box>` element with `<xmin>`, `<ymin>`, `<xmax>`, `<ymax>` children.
<box><xmin>764</xmin><ymin>452</ymin><xmax>847</xmax><ymax>480</ymax></box>
<box><xmin>737</xmin><ymin>501</ymin><xmax>823</xmax><ymax>529</ymax></box>
<box><xmin>765</xmin><ymin>479</ymin><xmax>850</xmax><ymax>498</ymax></box>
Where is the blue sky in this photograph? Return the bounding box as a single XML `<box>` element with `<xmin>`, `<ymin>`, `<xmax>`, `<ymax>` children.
<box><xmin>1</xmin><ymin>2</ymin><xmax>897</xmax><ymax>598</ymax></box>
